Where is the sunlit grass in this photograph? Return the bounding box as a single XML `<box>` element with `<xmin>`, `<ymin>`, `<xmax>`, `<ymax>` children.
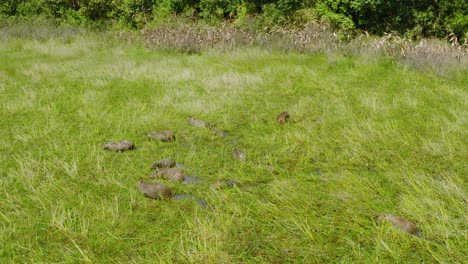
<box><xmin>0</xmin><ymin>31</ymin><xmax>467</xmax><ymax>263</ymax></box>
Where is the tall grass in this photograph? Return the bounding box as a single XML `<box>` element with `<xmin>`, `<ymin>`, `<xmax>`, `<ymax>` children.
<box><xmin>0</xmin><ymin>24</ymin><xmax>467</xmax><ymax>263</ymax></box>
<box><xmin>0</xmin><ymin>19</ymin><xmax>85</xmax><ymax>42</ymax></box>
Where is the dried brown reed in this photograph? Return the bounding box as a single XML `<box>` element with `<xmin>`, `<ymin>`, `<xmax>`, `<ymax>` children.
<box><xmin>118</xmin><ymin>21</ymin><xmax>466</xmax><ymax>74</ymax></box>
<box><xmin>362</xmin><ymin>33</ymin><xmax>467</xmax><ymax>73</ymax></box>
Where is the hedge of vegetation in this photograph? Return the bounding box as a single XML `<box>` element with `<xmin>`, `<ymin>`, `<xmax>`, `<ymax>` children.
<box><xmin>1</xmin><ymin>0</ymin><xmax>466</xmax><ymax>40</ymax></box>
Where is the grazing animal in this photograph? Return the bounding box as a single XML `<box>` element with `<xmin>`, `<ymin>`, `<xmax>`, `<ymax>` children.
<box><xmin>102</xmin><ymin>140</ymin><xmax>135</xmax><ymax>152</ymax></box>
<box><xmin>232</xmin><ymin>148</ymin><xmax>246</xmax><ymax>162</ymax></box>
<box><xmin>138</xmin><ymin>180</ymin><xmax>207</xmax><ymax>207</ymax></box>
<box><xmin>150</xmin><ymin>168</ymin><xmax>185</xmax><ymax>182</ymax></box>
<box><xmin>147</xmin><ymin>130</ymin><xmax>175</xmax><ymax>142</ymax></box>
<box><xmin>276</xmin><ymin>111</ymin><xmax>290</xmax><ymax>124</ymax></box>
<box><xmin>376</xmin><ymin>214</ymin><xmax>421</xmax><ymax>237</ymax></box>
<box><xmin>138</xmin><ymin>180</ymin><xmax>172</xmax><ymax>199</ymax></box>
<box><xmin>151</xmin><ymin>159</ymin><xmax>176</xmax><ymax>169</ymax></box>
<box><xmin>187</xmin><ymin>117</ymin><xmax>211</xmax><ymax>128</ymax></box>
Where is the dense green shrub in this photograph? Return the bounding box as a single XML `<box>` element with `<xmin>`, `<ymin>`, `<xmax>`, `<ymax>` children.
<box><xmin>0</xmin><ymin>0</ymin><xmax>42</xmax><ymax>17</ymax></box>
<box><xmin>315</xmin><ymin>0</ymin><xmax>419</xmax><ymax>34</ymax></box>
<box><xmin>0</xmin><ymin>0</ymin><xmax>465</xmax><ymax>40</ymax></box>
<box><xmin>153</xmin><ymin>0</ymin><xmax>197</xmax><ymax>15</ymax></box>
<box><xmin>199</xmin><ymin>0</ymin><xmax>242</xmax><ymax>22</ymax></box>
<box><xmin>434</xmin><ymin>0</ymin><xmax>467</xmax><ymax>40</ymax></box>
<box><xmin>114</xmin><ymin>0</ymin><xmax>154</xmax><ymax>28</ymax></box>
<box><xmin>77</xmin><ymin>0</ymin><xmax>113</xmax><ymax>21</ymax></box>
<box><xmin>313</xmin><ymin>0</ymin><xmax>467</xmax><ymax>40</ymax></box>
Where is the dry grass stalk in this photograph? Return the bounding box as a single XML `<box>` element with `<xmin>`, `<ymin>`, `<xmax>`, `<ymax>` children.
<box><xmin>114</xmin><ymin>22</ymin><xmax>467</xmax><ymax>74</ymax></box>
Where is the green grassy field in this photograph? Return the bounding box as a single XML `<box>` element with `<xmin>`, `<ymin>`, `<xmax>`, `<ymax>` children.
<box><xmin>0</xmin><ymin>32</ymin><xmax>467</xmax><ymax>263</ymax></box>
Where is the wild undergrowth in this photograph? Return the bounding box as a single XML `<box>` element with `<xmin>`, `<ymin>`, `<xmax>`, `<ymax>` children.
<box><xmin>130</xmin><ymin>22</ymin><xmax>467</xmax><ymax>76</ymax></box>
<box><xmin>0</xmin><ymin>29</ymin><xmax>467</xmax><ymax>263</ymax></box>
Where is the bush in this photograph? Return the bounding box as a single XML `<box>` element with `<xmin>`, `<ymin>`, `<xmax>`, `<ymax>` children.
<box><xmin>437</xmin><ymin>0</ymin><xmax>467</xmax><ymax>41</ymax></box>
<box><xmin>153</xmin><ymin>0</ymin><xmax>198</xmax><ymax>16</ymax></box>
<box><xmin>113</xmin><ymin>0</ymin><xmax>154</xmax><ymax>28</ymax></box>
<box><xmin>314</xmin><ymin>2</ymin><xmax>354</xmax><ymax>31</ymax></box>
<box><xmin>199</xmin><ymin>0</ymin><xmax>242</xmax><ymax>23</ymax></box>
<box><xmin>0</xmin><ymin>0</ymin><xmax>465</xmax><ymax>41</ymax></box>
<box><xmin>77</xmin><ymin>0</ymin><xmax>114</xmax><ymax>21</ymax></box>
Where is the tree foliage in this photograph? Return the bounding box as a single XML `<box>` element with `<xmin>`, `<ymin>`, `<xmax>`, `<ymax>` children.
<box><xmin>0</xmin><ymin>0</ymin><xmax>466</xmax><ymax>39</ymax></box>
